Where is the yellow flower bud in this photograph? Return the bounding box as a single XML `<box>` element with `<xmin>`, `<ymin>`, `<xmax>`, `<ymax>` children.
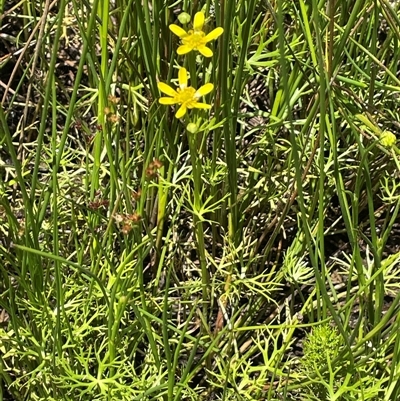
<box><xmin>178</xmin><ymin>12</ymin><xmax>191</xmax><ymax>25</ymax></box>
<box><xmin>380</xmin><ymin>131</ymin><xmax>396</xmax><ymax>147</ymax></box>
<box><xmin>187</xmin><ymin>123</ymin><xmax>199</xmax><ymax>133</ymax></box>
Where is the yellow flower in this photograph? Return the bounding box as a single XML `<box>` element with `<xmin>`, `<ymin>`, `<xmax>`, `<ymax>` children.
<box><xmin>169</xmin><ymin>11</ymin><xmax>223</xmax><ymax>57</ymax></box>
<box><xmin>380</xmin><ymin>130</ymin><xmax>396</xmax><ymax>147</ymax></box>
<box><xmin>158</xmin><ymin>67</ymin><xmax>214</xmax><ymax>118</ymax></box>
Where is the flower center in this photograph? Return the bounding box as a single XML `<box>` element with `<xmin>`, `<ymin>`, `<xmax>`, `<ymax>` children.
<box><xmin>175</xmin><ymin>87</ymin><xmax>198</xmax><ymax>108</ymax></box>
<box><xmin>182</xmin><ymin>30</ymin><xmax>207</xmax><ymax>49</ymax></box>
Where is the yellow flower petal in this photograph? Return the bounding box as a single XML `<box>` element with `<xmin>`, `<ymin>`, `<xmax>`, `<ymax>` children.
<box><xmin>158</xmin><ymin>82</ymin><xmax>177</xmax><ymax>97</ymax></box>
<box><xmin>178</xmin><ymin>67</ymin><xmax>188</xmax><ymax>89</ymax></box>
<box><xmin>175</xmin><ymin>105</ymin><xmax>187</xmax><ymax>118</ymax></box>
<box><xmin>198</xmin><ymin>45</ymin><xmax>213</xmax><ymax>57</ymax></box>
<box><xmin>169</xmin><ymin>24</ymin><xmax>188</xmax><ymax>38</ymax></box>
<box><xmin>159</xmin><ymin>97</ymin><xmax>178</xmax><ymax>105</ymax></box>
<box><xmin>193</xmin><ymin>103</ymin><xmax>211</xmax><ymax>109</ymax></box>
<box><xmin>205</xmin><ymin>27</ymin><xmax>224</xmax><ymax>42</ymax></box>
<box><xmin>193</xmin><ymin>12</ymin><xmax>205</xmax><ymax>31</ymax></box>
<box><xmin>195</xmin><ymin>83</ymin><xmax>214</xmax><ymax>97</ymax></box>
<box><xmin>177</xmin><ymin>44</ymin><xmax>193</xmax><ymax>55</ymax></box>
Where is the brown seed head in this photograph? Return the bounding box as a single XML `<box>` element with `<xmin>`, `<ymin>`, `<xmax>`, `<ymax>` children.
<box><xmin>145</xmin><ymin>167</ymin><xmax>156</xmax><ymax>179</ymax></box>
<box><xmin>108</xmin><ymin>95</ymin><xmax>120</xmax><ymax>104</ymax></box>
<box><xmin>121</xmin><ymin>223</ymin><xmax>132</xmax><ymax>235</ymax></box>
<box><xmin>151</xmin><ymin>159</ymin><xmax>163</xmax><ymax>169</ymax></box>
<box><xmin>126</xmin><ymin>212</ymin><xmax>141</xmax><ymax>223</ymax></box>
<box><xmin>107</xmin><ymin>114</ymin><xmax>119</xmax><ymax>123</ymax></box>
<box><xmin>132</xmin><ymin>188</ymin><xmax>142</xmax><ymax>200</ymax></box>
